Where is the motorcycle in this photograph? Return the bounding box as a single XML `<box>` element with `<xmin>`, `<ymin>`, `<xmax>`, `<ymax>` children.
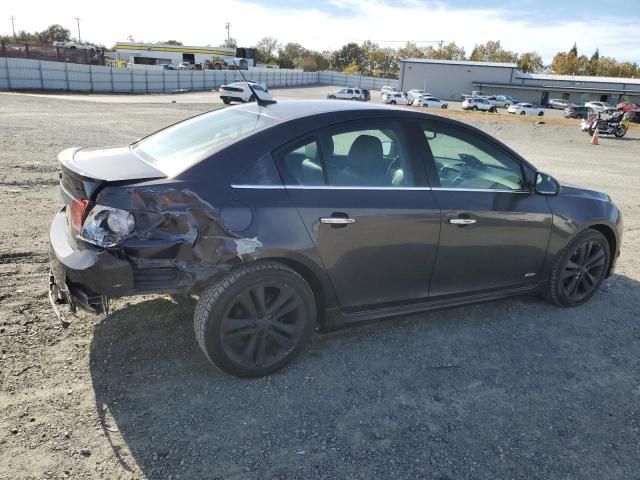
<box><xmin>581</xmin><ymin>111</ymin><xmax>628</xmax><ymax>137</ymax></box>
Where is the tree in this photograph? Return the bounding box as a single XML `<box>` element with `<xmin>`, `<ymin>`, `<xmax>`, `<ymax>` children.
<box><xmin>469</xmin><ymin>40</ymin><xmax>517</xmax><ymax>63</ymax></box>
<box><xmin>222</xmin><ymin>37</ymin><xmax>237</xmax><ymax>48</ymax></box>
<box><xmin>278</xmin><ymin>42</ymin><xmax>308</xmax><ymax>69</ymax></box>
<box><xmin>587</xmin><ymin>48</ymin><xmax>600</xmax><ymax>75</ymax></box>
<box><xmin>343</xmin><ymin>60</ymin><xmax>360</xmax><ymax>75</ymax></box>
<box><xmin>569</xmin><ymin>43</ymin><xmax>578</xmax><ymax>56</ymax></box>
<box><xmin>255</xmin><ymin>37</ymin><xmax>279</xmax><ymax>64</ymax></box>
<box><xmin>161</xmin><ymin>40</ymin><xmax>183</xmax><ymax>45</ymax></box>
<box><xmin>397</xmin><ymin>42</ymin><xmax>425</xmax><ymax>60</ymax></box>
<box><xmin>36</xmin><ymin>24</ymin><xmax>71</xmax><ymax>44</ymax></box>
<box><xmin>331</xmin><ymin>42</ymin><xmax>365</xmax><ymax>70</ymax></box>
<box><xmin>517</xmin><ymin>52</ymin><xmax>543</xmax><ymax>73</ymax></box>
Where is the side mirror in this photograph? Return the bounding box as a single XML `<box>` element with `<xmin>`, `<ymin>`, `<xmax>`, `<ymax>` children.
<box><xmin>535</xmin><ymin>172</ymin><xmax>560</xmax><ymax>195</ymax></box>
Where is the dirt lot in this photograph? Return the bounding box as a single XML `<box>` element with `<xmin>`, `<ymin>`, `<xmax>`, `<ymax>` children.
<box><xmin>1</xmin><ymin>90</ymin><xmax>639</xmax><ymax>479</ymax></box>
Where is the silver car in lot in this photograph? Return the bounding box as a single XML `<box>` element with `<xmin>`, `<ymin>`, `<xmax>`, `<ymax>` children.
<box><xmin>462</xmin><ymin>98</ymin><xmax>496</xmax><ymax>112</ymax></box>
<box><xmin>548</xmin><ymin>98</ymin><xmax>571</xmax><ymax>109</ymax></box>
<box><xmin>488</xmin><ymin>95</ymin><xmax>518</xmax><ymax>108</ymax></box>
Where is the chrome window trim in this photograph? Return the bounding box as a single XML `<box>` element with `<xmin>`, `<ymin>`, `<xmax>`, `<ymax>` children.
<box><xmin>230</xmin><ymin>185</ymin><xmax>530</xmax><ymax>193</ymax></box>
<box><xmin>285</xmin><ymin>185</ymin><xmax>433</xmax><ymax>191</ymax></box>
<box><xmin>431</xmin><ymin>187</ymin><xmax>530</xmax><ymax>193</ymax></box>
<box><xmin>231</xmin><ymin>184</ymin><xmax>286</xmax><ymax>189</ymax></box>
<box><xmin>231</xmin><ymin>184</ymin><xmax>432</xmax><ymax>191</ymax></box>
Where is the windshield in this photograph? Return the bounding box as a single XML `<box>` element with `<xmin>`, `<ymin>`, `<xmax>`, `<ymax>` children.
<box><xmin>132</xmin><ymin>107</ymin><xmax>279</xmax><ymax>177</ymax></box>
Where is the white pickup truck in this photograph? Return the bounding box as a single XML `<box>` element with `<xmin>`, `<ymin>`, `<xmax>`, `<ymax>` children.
<box><xmin>460</xmin><ymin>90</ymin><xmax>487</xmax><ymax>100</ymax></box>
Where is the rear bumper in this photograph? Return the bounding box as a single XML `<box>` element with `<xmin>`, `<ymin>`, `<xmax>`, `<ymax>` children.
<box><xmin>49</xmin><ymin>208</ymin><xmax>134</xmax><ymax>311</ymax></box>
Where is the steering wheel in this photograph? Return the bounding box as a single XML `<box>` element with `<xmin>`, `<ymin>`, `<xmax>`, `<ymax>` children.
<box><xmin>384</xmin><ymin>155</ymin><xmax>402</xmax><ymax>178</ymax></box>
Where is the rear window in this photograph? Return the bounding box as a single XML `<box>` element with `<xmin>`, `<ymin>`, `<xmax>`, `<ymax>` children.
<box><xmin>132</xmin><ymin>108</ymin><xmax>278</xmax><ymax>177</ymax></box>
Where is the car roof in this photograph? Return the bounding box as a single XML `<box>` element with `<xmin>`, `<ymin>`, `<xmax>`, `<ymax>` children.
<box><xmin>229</xmin><ymin>100</ymin><xmax>410</xmax><ymax>123</ymax></box>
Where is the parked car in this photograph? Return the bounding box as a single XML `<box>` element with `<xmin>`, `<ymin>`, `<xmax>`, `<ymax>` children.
<box><xmin>623</xmin><ymin>109</ymin><xmax>640</xmax><ymax>123</ymax></box>
<box><xmin>616</xmin><ymin>102</ymin><xmax>639</xmax><ymax>111</ymax></box>
<box><xmin>381</xmin><ymin>85</ymin><xmax>399</xmax><ymax>95</ymax></box>
<box><xmin>406</xmin><ymin>89</ymin><xmax>432</xmax><ymax>103</ymax></box>
<box><xmin>548</xmin><ymin>99</ymin><xmax>571</xmax><ymax>109</ymax></box>
<box><xmin>489</xmin><ymin>95</ymin><xmax>518</xmax><ymax>108</ymax></box>
<box><xmin>584</xmin><ymin>101</ymin><xmax>612</xmax><ymax>112</ymax></box>
<box><xmin>160</xmin><ymin>64</ymin><xmax>176</xmax><ymax>70</ymax></box>
<box><xmin>461</xmin><ymin>90</ymin><xmax>486</xmax><ymax>100</ymax></box>
<box><xmin>564</xmin><ymin>105</ymin><xmax>592</xmax><ymax>119</ymax></box>
<box><xmin>219</xmin><ymin>81</ymin><xmax>273</xmax><ymax>104</ymax></box>
<box><xmin>507</xmin><ymin>103</ymin><xmax>544</xmax><ymax>116</ymax></box>
<box><xmin>49</xmin><ymin>100</ymin><xmax>622</xmax><ymax>378</ymax></box>
<box><xmin>382</xmin><ymin>92</ymin><xmax>410</xmax><ymax>105</ymax></box>
<box><xmin>412</xmin><ymin>96</ymin><xmax>448</xmax><ymax>109</ymax></box>
<box><xmin>327</xmin><ymin>88</ymin><xmax>366</xmax><ymax>101</ymax></box>
<box><xmin>462</xmin><ymin>98</ymin><xmax>496</xmax><ymax>112</ymax></box>
<box><xmin>177</xmin><ymin>62</ymin><xmax>195</xmax><ymax>70</ymax></box>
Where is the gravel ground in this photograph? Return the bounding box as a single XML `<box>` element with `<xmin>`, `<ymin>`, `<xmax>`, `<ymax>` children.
<box><xmin>0</xmin><ymin>90</ymin><xmax>639</xmax><ymax>479</ymax></box>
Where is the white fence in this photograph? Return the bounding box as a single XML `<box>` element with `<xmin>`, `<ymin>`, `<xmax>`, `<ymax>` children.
<box><xmin>0</xmin><ymin>58</ymin><xmax>399</xmax><ymax>93</ymax></box>
<box><xmin>318</xmin><ymin>72</ymin><xmax>399</xmax><ymax>90</ymax></box>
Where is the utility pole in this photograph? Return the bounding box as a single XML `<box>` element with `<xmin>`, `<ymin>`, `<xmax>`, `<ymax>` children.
<box><xmin>225</xmin><ymin>22</ymin><xmax>230</xmax><ymax>43</ymax></box>
<box><xmin>9</xmin><ymin>15</ymin><xmax>16</xmax><ymax>38</ymax></box>
<box><xmin>439</xmin><ymin>40</ymin><xmax>444</xmax><ymax>59</ymax></box>
<box><xmin>74</xmin><ymin>17</ymin><xmax>81</xmax><ymax>43</ymax></box>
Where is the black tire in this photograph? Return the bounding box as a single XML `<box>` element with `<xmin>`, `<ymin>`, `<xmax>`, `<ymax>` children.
<box><xmin>472</xmin><ymin>106</ymin><xmax>478</xmax><ymax>111</ymax></box>
<box><xmin>489</xmin><ymin>107</ymin><xmax>496</xmax><ymax>113</ymax></box>
<box><xmin>442</xmin><ymin>105</ymin><xmax>448</xmax><ymax>109</ymax></box>
<box><xmin>520</xmin><ymin>111</ymin><xmax>526</xmax><ymax>115</ymax></box>
<box><xmin>546</xmin><ymin>229</ymin><xmax>610</xmax><ymax>307</ymax></box>
<box><xmin>194</xmin><ymin>261</ymin><xmax>316</xmax><ymax>378</ymax></box>
<box><xmin>390</xmin><ymin>100</ymin><xmax>396</xmax><ymax>105</ymax></box>
<box><xmin>248</xmin><ymin>94</ymin><xmax>256</xmax><ymax>103</ymax></box>
<box><xmin>328</xmin><ymin>95</ymin><xmax>336</xmax><ymax>99</ymax></box>
<box><xmin>504</xmin><ymin>103</ymin><xmax>510</xmax><ymax>108</ymax></box>
<box><xmin>538</xmin><ymin>111</ymin><xmax>544</xmax><ymax>116</ymax></box>
<box><xmin>614</xmin><ymin>125</ymin><xmax>627</xmax><ymax>138</ymax></box>
<box><xmin>221</xmin><ymin>97</ymin><xmax>231</xmax><ymax>104</ymax></box>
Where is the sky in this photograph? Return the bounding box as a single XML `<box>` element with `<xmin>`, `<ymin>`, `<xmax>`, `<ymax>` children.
<box><xmin>4</xmin><ymin>0</ymin><xmax>640</xmax><ymax>63</ymax></box>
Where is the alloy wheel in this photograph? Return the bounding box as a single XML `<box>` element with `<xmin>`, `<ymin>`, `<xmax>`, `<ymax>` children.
<box><xmin>561</xmin><ymin>240</ymin><xmax>607</xmax><ymax>302</ymax></box>
<box><xmin>219</xmin><ymin>281</ymin><xmax>305</xmax><ymax>369</ymax></box>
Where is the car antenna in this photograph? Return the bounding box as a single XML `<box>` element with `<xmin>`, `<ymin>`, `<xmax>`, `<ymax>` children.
<box><xmin>231</xmin><ymin>58</ymin><xmax>277</xmax><ymax>106</ymax></box>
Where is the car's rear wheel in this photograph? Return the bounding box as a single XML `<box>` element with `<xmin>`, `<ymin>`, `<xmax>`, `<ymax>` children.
<box><xmin>390</xmin><ymin>100</ymin><xmax>396</xmax><ymax>105</ymax></box>
<box><xmin>194</xmin><ymin>261</ymin><xmax>316</xmax><ymax>377</ymax></box>
<box><xmin>328</xmin><ymin>95</ymin><xmax>336</xmax><ymax>99</ymax></box>
<box><xmin>441</xmin><ymin>105</ymin><xmax>447</xmax><ymax>109</ymax></box>
<box><xmin>489</xmin><ymin>107</ymin><xmax>496</xmax><ymax>113</ymax></box>
<box><xmin>538</xmin><ymin>111</ymin><xmax>544</xmax><ymax>116</ymax></box>
<box><xmin>472</xmin><ymin>106</ymin><xmax>478</xmax><ymax>111</ymax></box>
<box><xmin>547</xmin><ymin>229</ymin><xmax>610</xmax><ymax>307</ymax></box>
<box><xmin>221</xmin><ymin>97</ymin><xmax>231</xmax><ymax>104</ymax></box>
<box><xmin>520</xmin><ymin>111</ymin><xmax>526</xmax><ymax>115</ymax></box>
<box><xmin>504</xmin><ymin>103</ymin><xmax>510</xmax><ymax>108</ymax></box>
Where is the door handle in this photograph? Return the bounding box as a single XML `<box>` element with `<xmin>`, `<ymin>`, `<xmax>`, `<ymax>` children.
<box><xmin>449</xmin><ymin>218</ymin><xmax>477</xmax><ymax>225</ymax></box>
<box><xmin>320</xmin><ymin>217</ymin><xmax>355</xmax><ymax>225</ymax></box>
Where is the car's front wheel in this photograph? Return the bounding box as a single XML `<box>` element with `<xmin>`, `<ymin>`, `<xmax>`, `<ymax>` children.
<box><xmin>547</xmin><ymin>229</ymin><xmax>610</xmax><ymax>307</ymax></box>
<box><xmin>194</xmin><ymin>261</ymin><xmax>316</xmax><ymax>377</ymax></box>
<box><xmin>520</xmin><ymin>111</ymin><xmax>526</xmax><ymax>115</ymax></box>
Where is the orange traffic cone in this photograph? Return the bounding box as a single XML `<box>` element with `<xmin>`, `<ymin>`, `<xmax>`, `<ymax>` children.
<box><xmin>590</xmin><ymin>128</ymin><xmax>600</xmax><ymax>145</ymax></box>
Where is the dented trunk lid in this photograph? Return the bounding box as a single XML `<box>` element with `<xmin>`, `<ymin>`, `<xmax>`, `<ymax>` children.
<box><xmin>58</xmin><ymin>146</ymin><xmax>167</xmax><ymax>203</ymax></box>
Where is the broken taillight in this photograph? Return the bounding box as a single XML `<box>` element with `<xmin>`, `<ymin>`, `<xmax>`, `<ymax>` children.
<box><xmin>70</xmin><ymin>198</ymin><xmax>88</xmax><ymax>234</ymax></box>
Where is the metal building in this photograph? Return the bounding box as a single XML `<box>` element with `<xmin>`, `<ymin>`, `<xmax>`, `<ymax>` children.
<box><xmin>399</xmin><ymin>58</ymin><xmax>640</xmax><ymax>105</ymax></box>
<box><xmin>114</xmin><ymin>42</ymin><xmax>255</xmax><ymax>68</ymax></box>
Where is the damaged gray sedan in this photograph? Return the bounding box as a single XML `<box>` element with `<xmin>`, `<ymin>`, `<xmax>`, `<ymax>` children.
<box><xmin>49</xmin><ymin>100</ymin><xmax>622</xmax><ymax>377</ymax></box>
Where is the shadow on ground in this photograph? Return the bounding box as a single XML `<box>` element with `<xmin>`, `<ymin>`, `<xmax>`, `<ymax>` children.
<box><xmin>90</xmin><ymin>274</ymin><xmax>640</xmax><ymax>479</ymax></box>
